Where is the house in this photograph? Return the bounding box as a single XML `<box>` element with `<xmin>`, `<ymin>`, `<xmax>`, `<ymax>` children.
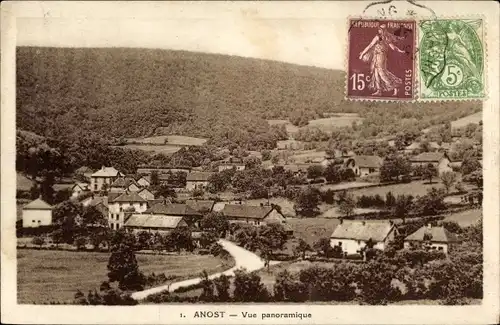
<box><xmin>144</xmin><ymin>203</ymin><xmax>202</xmax><ymax>228</ymax></box>
<box><xmin>330</xmin><ymin>220</ymin><xmax>397</xmax><ymax>255</ymax></box>
<box><xmin>136</xmin><ymin>176</ymin><xmax>151</xmax><ymax>188</ymax></box>
<box><xmin>218</xmin><ymin>161</ymin><xmax>246</xmax><ymax>172</ymax></box>
<box><xmin>109</xmin><ymin>177</ymin><xmax>141</xmax><ymax>193</ymax></box>
<box><xmin>404</xmin><ymin>224</ymin><xmax>461</xmax><ymax>254</ymax></box>
<box><xmin>137</xmin><ymin>188</ymin><xmax>155</xmax><ymax>201</ymax></box>
<box><xmin>404</xmin><ymin>142</ymin><xmax>421</xmax><ymax>154</ymax></box>
<box><xmin>108</xmin><ymin>192</ymin><xmax>148</xmax><ymax>230</ymax></box>
<box><xmin>410</xmin><ymin>152</ymin><xmax>452</xmax><ymax>175</ymax></box>
<box><xmin>185</xmin><ymin>172</ymin><xmax>213</xmax><ymax>191</ymax></box>
<box><xmin>344</xmin><ymin>155</ymin><xmax>383</xmax><ymax>177</ymax></box>
<box><xmin>81</xmin><ymin>196</ymin><xmax>109</xmax><ymax>218</ymax></box>
<box><xmin>90</xmin><ymin>166</ymin><xmax>124</xmax><ymax>192</ymax></box>
<box><xmin>185</xmin><ymin>199</ymin><xmax>215</xmax><ymax>213</ymax></box>
<box><xmin>220</xmin><ymin>204</ymin><xmax>287</xmax><ymax>226</ymax></box>
<box><xmin>123</xmin><ymin>214</ymin><xmax>188</xmax><ymax>234</ymax></box>
<box><xmin>22</xmin><ymin>198</ymin><xmax>53</xmax><ymax>228</ymax></box>
<box><xmin>71</xmin><ymin>183</ymin><xmax>90</xmax><ymax>198</ymax></box>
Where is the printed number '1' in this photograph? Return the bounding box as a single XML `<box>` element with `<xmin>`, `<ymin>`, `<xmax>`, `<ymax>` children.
<box><xmin>350</xmin><ymin>73</ymin><xmax>366</xmax><ymax>91</ymax></box>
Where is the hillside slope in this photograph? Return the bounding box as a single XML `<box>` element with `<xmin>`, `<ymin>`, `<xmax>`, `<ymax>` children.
<box><xmin>16</xmin><ymin>47</ymin><xmax>481</xmax><ymax>146</ymax></box>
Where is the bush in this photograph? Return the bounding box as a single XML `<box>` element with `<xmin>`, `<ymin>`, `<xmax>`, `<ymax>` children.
<box><xmin>345</xmin><ymin>253</ymin><xmax>363</xmax><ymax>260</ymax></box>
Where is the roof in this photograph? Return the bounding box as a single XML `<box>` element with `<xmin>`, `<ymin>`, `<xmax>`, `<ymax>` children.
<box><xmin>110</xmin><ymin>177</ymin><xmax>140</xmax><ymax>188</ymax></box>
<box><xmin>52</xmin><ymin>183</ymin><xmax>74</xmax><ymax>191</ymax></box>
<box><xmin>138</xmin><ymin>187</ymin><xmax>153</xmax><ymax>194</ymax></box>
<box><xmin>91</xmin><ymin>166</ymin><xmax>121</xmax><ymax>178</ymax></box>
<box><xmin>186</xmin><ymin>199</ymin><xmax>215</xmax><ymax>212</ymax></box>
<box><xmin>405</xmin><ymin>142</ymin><xmax>421</xmax><ymax>150</ymax></box>
<box><xmin>84</xmin><ymin>196</ymin><xmax>108</xmax><ymax>207</ymax></box>
<box><xmin>73</xmin><ymin>182</ymin><xmax>89</xmax><ymax>189</ymax></box>
<box><xmin>221</xmin><ymin>204</ymin><xmax>274</xmax><ymax>220</ymax></box>
<box><xmin>405</xmin><ymin>226</ymin><xmax>461</xmax><ymax>243</ymax></box>
<box><xmin>330</xmin><ymin>221</ymin><xmax>394</xmax><ymax>242</ymax></box>
<box><xmin>348</xmin><ymin>155</ymin><xmax>383</xmax><ymax>168</ymax></box>
<box><xmin>410</xmin><ymin>152</ymin><xmax>447</xmax><ymax>162</ymax></box>
<box><xmin>124</xmin><ymin>214</ymin><xmax>184</xmax><ymax>229</ymax></box>
<box><xmin>186</xmin><ymin>172</ymin><xmax>213</xmax><ymax>182</ymax></box>
<box><xmin>429</xmin><ymin>142</ymin><xmax>441</xmax><ymax>149</ymax></box>
<box><xmin>23</xmin><ymin>198</ymin><xmax>53</xmax><ymax>210</ymax></box>
<box><xmin>111</xmin><ymin>192</ymin><xmax>146</xmax><ymax>203</ymax></box>
<box><xmin>145</xmin><ymin>203</ymin><xmax>201</xmax><ymax>216</ymax></box>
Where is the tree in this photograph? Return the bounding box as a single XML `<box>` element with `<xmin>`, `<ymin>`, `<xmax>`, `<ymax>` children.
<box><xmin>150</xmin><ymin>170</ymin><xmax>160</xmax><ymax>186</ymax></box>
<box><xmin>461</xmin><ymin>156</ymin><xmax>481</xmax><ymax>175</ymax></box>
<box><xmin>422</xmin><ymin>163</ymin><xmax>438</xmax><ymax>184</ymax></box>
<box><xmin>136</xmin><ymin>231</ymin><xmax>152</xmax><ymax>250</ymax></box>
<box><xmin>232</xmin><ymin>269</ymin><xmax>269</xmax><ymax>302</ymax></box>
<box><xmin>307</xmin><ymin>165</ymin><xmax>324</xmax><ymax>180</ymax></box>
<box><xmin>32</xmin><ymin>235</ymin><xmax>45</xmax><ymax>248</ymax></box>
<box><xmin>274</xmin><ymin>269</ymin><xmax>308</xmax><ymax>302</ymax></box>
<box><xmin>207</xmin><ymin>170</ymin><xmax>233</xmax><ymax>193</ymax></box>
<box><xmin>323</xmin><ymin>163</ymin><xmax>341</xmax><ymax>184</ymax></box>
<box><xmin>380</xmin><ymin>155</ymin><xmax>411</xmax><ymax>182</ymax></box>
<box><xmin>107</xmin><ymin>241</ymin><xmax>145</xmax><ymax>291</ymax></box>
<box><xmin>168</xmin><ymin>227</ymin><xmax>193</xmax><ymax>253</ymax></box>
<box><xmin>261</xmin><ymin>150</ymin><xmax>272</xmax><ymax>161</ymax></box>
<box><xmin>313</xmin><ymin>237</ymin><xmax>332</xmax><ymax>257</ymax></box>
<box><xmin>440</xmin><ymin>171</ymin><xmax>458</xmax><ymax>193</ymax></box>
<box><xmin>199</xmin><ymin>270</ymin><xmax>215</xmax><ymax>302</ymax></box>
<box><xmin>463</xmin><ymin>169</ymin><xmax>483</xmax><ymax>188</ymax></box>
<box><xmin>74</xmin><ymin>236</ymin><xmax>87</xmax><ymax>250</ymax></box>
<box><xmin>258</xmin><ymin>223</ymin><xmax>289</xmax><ymax>257</ymax></box>
<box><xmin>213</xmin><ymin>274</ymin><xmax>231</xmax><ymax>302</ymax></box>
<box><xmin>393</xmin><ymin>194</ymin><xmax>414</xmax><ymax>220</ymax></box>
<box><xmin>294</xmin><ymin>239</ymin><xmax>312</xmax><ymax>259</ymax></box>
<box><xmin>337</xmin><ymin>193</ymin><xmax>356</xmax><ymax>218</ymax></box>
<box><xmin>200</xmin><ymin>212</ymin><xmax>230</xmax><ymax>238</ymax></box>
<box><xmin>415</xmin><ymin>188</ymin><xmax>446</xmax><ymax>216</ymax></box>
<box><xmin>51</xmin><ymin>229</ymin><xmax>64</xmax><ymax>248</ymax></box>
<box><xmin>294</xmin><ymin>187</ymin><xmax>321</xmax><ymax>217</ymax></box>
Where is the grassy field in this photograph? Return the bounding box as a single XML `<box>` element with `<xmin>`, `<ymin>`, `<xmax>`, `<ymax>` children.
<box><xmin>113</xmin><ymin>144</ymin><xmax>182</xmax><ymax>155</ymax></box>
<box><xmin>444</xmin><ymin>209</ymin><xmax>481</xmax><ymax>227</ymax></box>
<box><xmin>307</xmin><ymin>114</ymin><xmax>364</xmax><ymax>131</ymax></box>
<box><xmin>451</xmin><ymin>112</ymin><xmax>482</xmax><ymax>129</ymax></box>
<box><xmin>347</xmin><ymin>181</ymin><xmax>445</xmax><ymax>198</ymax></box>
<box><xmin>17</xmin><ymin>249</ymin><xmax>230</xmax><ymax>304</ymax></box>
<box><xmin>126</xmin><ymin>135</ymin><xmax>207</xmax><ymax>146</ymax></box>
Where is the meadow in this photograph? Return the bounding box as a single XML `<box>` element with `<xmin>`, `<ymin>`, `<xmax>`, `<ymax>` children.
<box><xmin>451</xmin><ymin>112</ymin><xmax>482</xmax><ymax>129</ymax></box>
<box><xmin>17</xmin><ymin>249</ymin><xmax>229</xmax><ymax>304</ymax></box>
<box><xmin>126</xmin><ymin>135</ymin><xmax>207</xmax><ymax>146</ymax></box>
<box><xmin>113</xmin><ymin>144</ymin><xmax>182</xmax><ymax>155</ymax></box>
<box><xmin>306</xmin><ymin>114</ymin><xmax>364</xmax><ymax>132</ymax></box>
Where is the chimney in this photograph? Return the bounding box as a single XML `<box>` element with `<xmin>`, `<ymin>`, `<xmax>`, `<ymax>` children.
<box><xmin>339</xmin><ymin>217</ymin><xmax>343</xmax><ymax>224</ymax></box>
<box><xmin>362</xmin><ymin>221</ymin><xmax>366</xmax><ymax>226</ymax></box>
<box><xmin>427</xmin><ymin>223</ymin><xmax>432</xmax><ymax>229</ymax></box>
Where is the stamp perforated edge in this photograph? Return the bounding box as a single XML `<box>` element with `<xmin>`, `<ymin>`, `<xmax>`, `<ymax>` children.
<box><xmin>416</xmin><ymin>15</ymin><xmax>489</xmax><ymax>102</ymax></box>
<box><xmin>344</xmin><ymin>15</ymin><xmax>419</xmax><ymax>103</ymax></box>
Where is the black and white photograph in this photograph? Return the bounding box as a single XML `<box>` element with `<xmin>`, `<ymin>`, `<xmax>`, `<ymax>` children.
<box><xmin>1</xmin><ymin>1</ymin><xmax>499</xmax><ymax>324</ymax></box>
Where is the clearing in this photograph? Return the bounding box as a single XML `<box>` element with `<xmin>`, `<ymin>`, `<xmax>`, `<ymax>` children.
<box><xmin>451</xmin><ymin>112</ymin><xmax>482</xmax><ymax>130</ymax></box>
<box><xmin>306</xmin><ymin>114</ymin><xmax>364</xmax><ymax>132</ymax></box>
<box><xmin>347</xmin><ymin>181</ymin><xmax>445</xmax><ymax>198</ymax></box>
<box><xmin>17</xmin><ymin>249</ymin><xmax>229</xmax><ymax>304</ymax></box>
<box><xmin>126</xmin><ymin>135</ymin><xmax>208</xmax><ymax>146</ymax></box>
<box><xmin>444</xmin><ymin>209</ymin><xmax>481</xmax><ymax>227</ymax></box>
<box><xmin>113</xmin><ymin>144</ymin><xmax>182</xmax><ymax>155</ymax></box>
<box><xmin>267</xmin><ymin>119</ymin><xmax>299</xmax><ymax>135</ymax></box>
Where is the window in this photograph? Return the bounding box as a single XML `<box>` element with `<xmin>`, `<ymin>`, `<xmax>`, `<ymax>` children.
<box><xmin>338</xmin><ymin>241</ymin><xmax>342</xmax><ymax>246</ymax></box>
<box><xmin>438</xmin><ymin>247</ymin><xmax>443</xmax><ymax>251</ymax></box>
<box><xmin>94</xmin><ymin>184</ymin><xmax>98</xmax><ymax>191</ymax></box>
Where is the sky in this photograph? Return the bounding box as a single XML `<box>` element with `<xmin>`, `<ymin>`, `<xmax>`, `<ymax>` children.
<box><xmin>16</xmin><ymin>14</ymin><xmax>347</xmax><ymax>70</ymax></box>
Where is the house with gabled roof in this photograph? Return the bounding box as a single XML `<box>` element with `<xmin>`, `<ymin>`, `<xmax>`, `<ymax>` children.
<box><xmin>137</xmin><ymin>188</ymin><xmax>154</xmax><ymax>201</ymax></box>
<box><xmin>185</xmin><ymin>172</ymin><xmax>213</xmax><ymax>191</ymax></box>
<box><xmin>108</xmin><ymin>192</ymin><xmax>148</xmax><ymax>230</ymax></box>
<box><xmin>330</xmin><ymin>220</ymin><xmax>397</xmax><ymax>255</ymax></box>
<box><xmin>124</xmin><ymin>214</ymin><xmax>188</xmax><ymax>234</ymax></box>
<box><xmin>136</xmin><ymin>176</ymin><xmax>151</xmax><ymax>188</ymax></box>
<box><xmin>404</xmin><ymin>224</ymin><xmax>461</xmax><ymax>254</ymax></box>
<box><xmin>410</xmin><ymin>152</ymin><xmax>452</xmax><ymax>175</ymax></box>
<box><xmin>71</xmin><ymin>182</ymin><xmax>90</xmax><ymax>198</ymax></box>
<box><xmin>109</xmin><ymin>177</ymin><xmax>141</xmax><ymax>193</ymax></box>
<box><xmin>185</xmin><ymin>199</ymin><xmax>215</xmax><ymax>213</ymax></box>
<box><xmin>90</xmin><ymin>166</ymin><xmax>124</xmax><ymax>192</ymax></box>
<box><xmin>344</xmin><ymin>155</ymin><xmax>383</xmax><ymax>177</ymax></box>
<box><xmin>22</xmin><ymin>198</ymin><xmax>53</xmax><ymax>228</ymax></box>
<box><xmin>144</xmin><ymin>203</ymin><xmax>203</xmax><ymax>228</ymax></box>
<box><xmin>220</xmin><ymin>204</ymin><xmax>286</xmax><ymax>227</ymax></box>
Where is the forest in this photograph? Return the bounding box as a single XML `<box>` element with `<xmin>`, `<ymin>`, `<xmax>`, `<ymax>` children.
<box><xmin>17</xmin><ymin>47</ymin><xmax>481</xmax><ymax>151</ymax></box>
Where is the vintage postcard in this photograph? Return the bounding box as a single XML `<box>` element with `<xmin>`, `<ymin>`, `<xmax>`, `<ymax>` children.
<box><xmin>1</xmin><ymin>1</ymin><xmax>499</xmax><ymax>325</ymax></box>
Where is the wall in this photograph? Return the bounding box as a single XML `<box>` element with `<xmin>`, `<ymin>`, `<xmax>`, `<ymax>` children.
<box><xmin>186</xmin><ymin>181</ymin><xmax>209</xmax><ymax>191</ymax></box>
<box><xmin>263</xmin><ymin>210</ymin><xmax>286</xmax><ymax>225</ymax></box>
<box><xmin>108</xmin><ymin>202</ymin><xmax>148</xmax><ymax>229</ymax></box>
<box><xmin>91</xmin><ymin>176</ymin><xmax>116</xmax><ymax>192</ymax></box>
<box><xmin>22</xmin><ymin>210</ymin><xmax>52</xmax><ymax>228</ymax></box>
<box><xmin>404</xmin><ymin>241</ymin><xmax>449</xmax><ymax>254</ymax></box>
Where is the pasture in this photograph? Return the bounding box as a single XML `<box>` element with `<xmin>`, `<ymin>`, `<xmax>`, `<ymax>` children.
<box><xmin>113</xmin><ymin>144</ymin><xmax>182</xmax><ymax>155</ymax></box>
<box><xmin>307</xmin><ymin>114</ymin><xmax>364</xmax><ymax>132</ymax></box>
<box><xmin>125</xmin><ymin>135</ymin><xmax>207</xmax><ymax>146</ymax></box>
<box><xmin>347</xmin><ymin>181</ymin><xmax>445</xmax><ymax>198</ymax></box>
<box><xmin>17</xmin><ymin>249</ymin><xmax>229</xmax><ymax>304</ymax></box>
<box><xmin>444</xmin><ymin>209</ymin><xmax>481</xmax><ymax>227</ymax></box>
<box><xmin>451</xmin><ymin>112</ymin><xmax>482</xmax><ymax>129</ymax></box>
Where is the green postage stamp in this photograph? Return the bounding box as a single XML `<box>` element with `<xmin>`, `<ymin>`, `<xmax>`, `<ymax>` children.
<box><xmin>419</xmin><ymin>19</ymin><xmax>485</xmax><ymax>100</ymax></box>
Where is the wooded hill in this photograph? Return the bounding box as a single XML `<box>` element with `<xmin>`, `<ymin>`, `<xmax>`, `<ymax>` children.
<box><xmin>17</xmin><ymin>47</ymin><xmax>480</xmax><ymax>148</ymax></box>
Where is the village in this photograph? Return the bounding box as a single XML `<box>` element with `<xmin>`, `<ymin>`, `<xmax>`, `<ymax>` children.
<box><xmin>16</xmin><ymin>112</ymin><xmax>483</xmax><ymax>305</ymax></box>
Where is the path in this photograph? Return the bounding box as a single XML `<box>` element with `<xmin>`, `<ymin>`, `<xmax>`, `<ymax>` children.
<box><xmin>131</xmin><ymin>239</ymin><xmax>265</xmax><ymax>300</ymax></box>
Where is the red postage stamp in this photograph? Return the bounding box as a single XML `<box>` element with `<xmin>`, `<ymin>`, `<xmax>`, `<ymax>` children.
<box><xmin>347</xmin><ymin>19</ymin><xmax>417</xmax><ymax>101</ymax></box>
